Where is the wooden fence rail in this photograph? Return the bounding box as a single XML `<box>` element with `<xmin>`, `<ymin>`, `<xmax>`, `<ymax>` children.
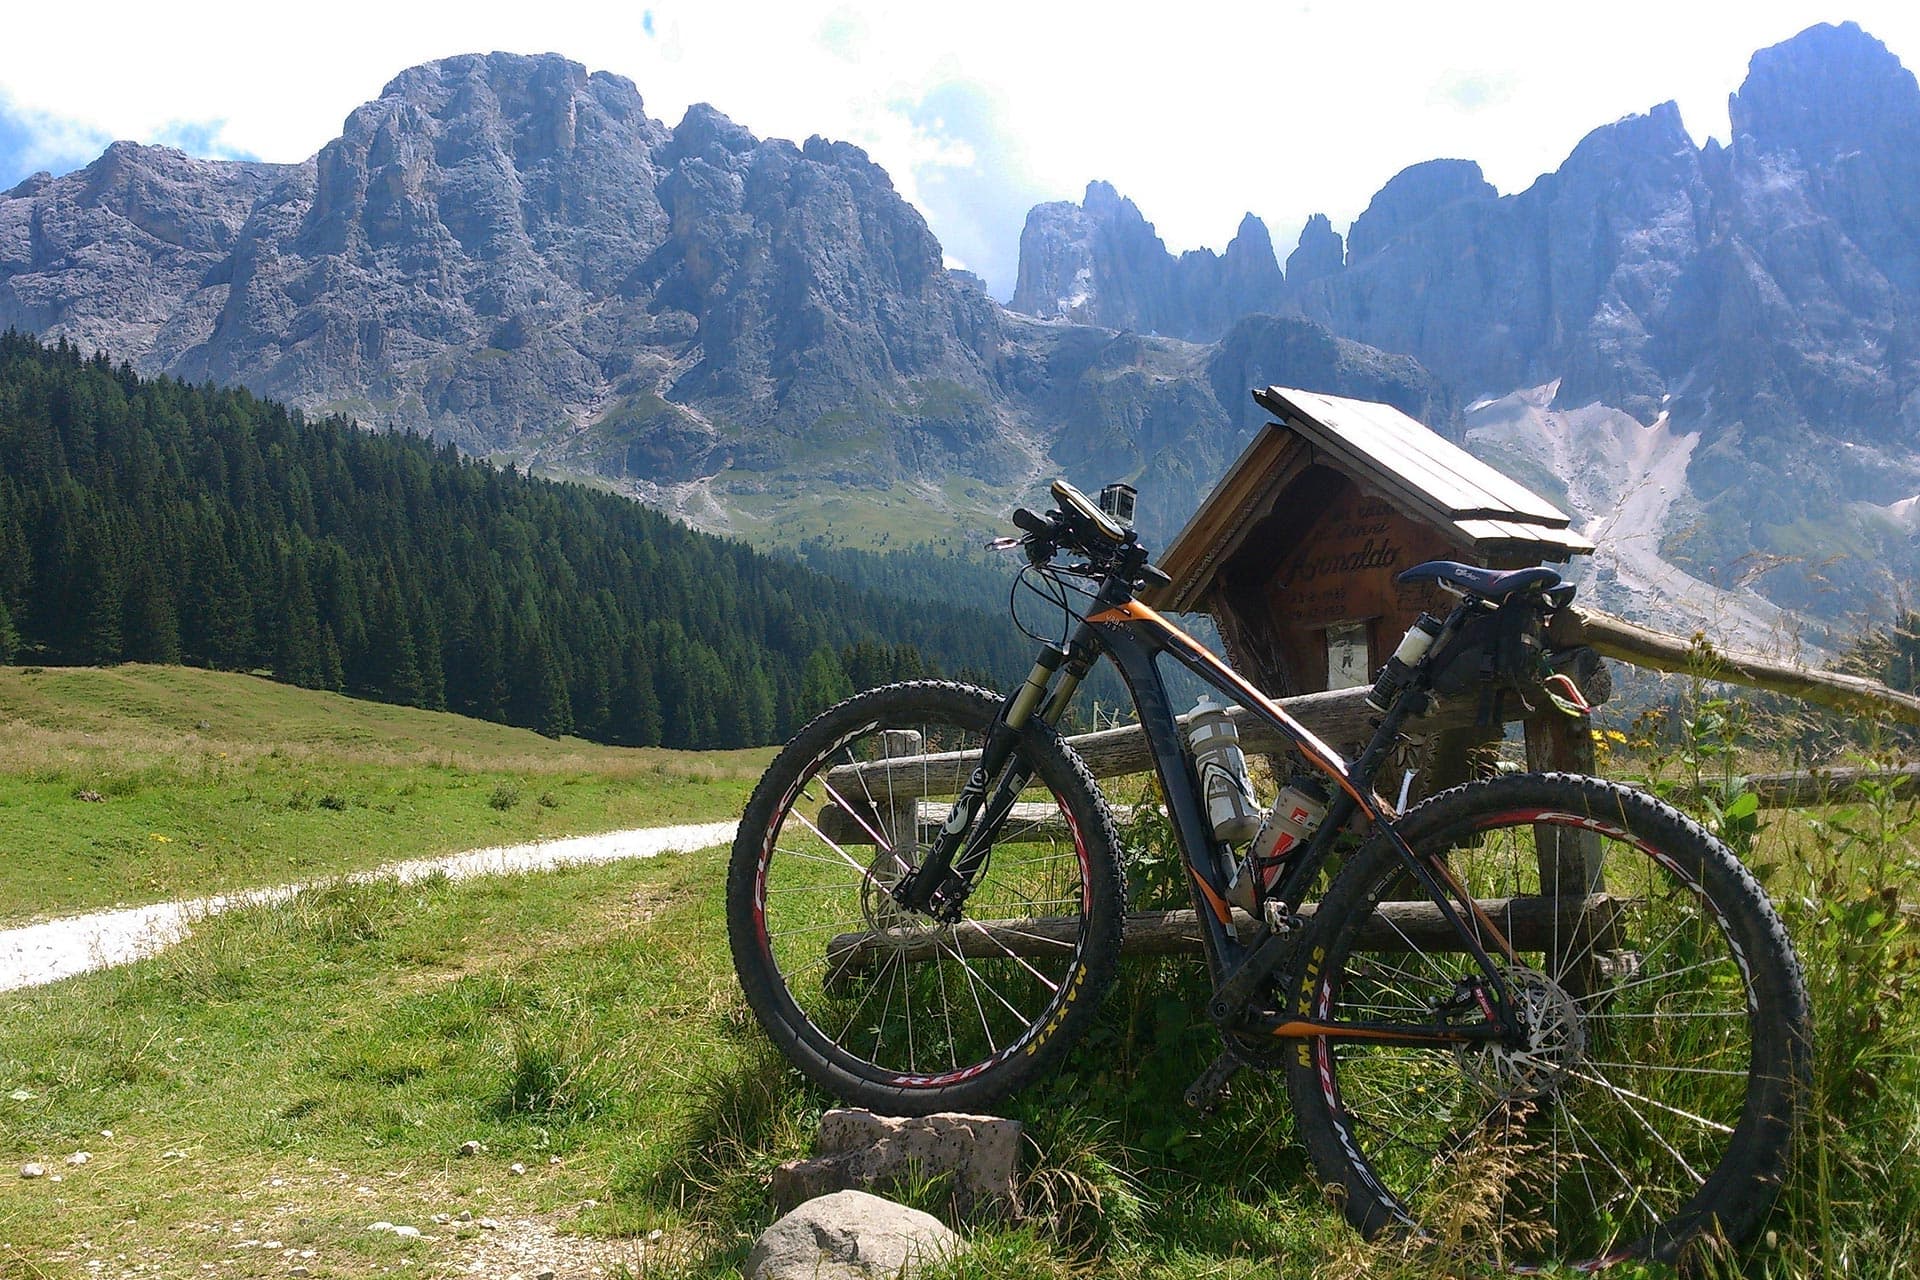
<box><xmin>1550</xmin><ymin>607</ymin><xmax>1920</xmax><ymax>725</ymax></box>
<box><xmin>822</xmin><ymin>894</ymin><xmax>1620</xmax><ymax>986</ymax></box>
<box><xmin>1664</xmin><ymin>764</ymin><xmax>1920</xmax><ymax>809</ymax></box>
<box><xmin>821</xmin><ymin>684</ymin><xmax>1473</xmax><ymax>804</ymax></box>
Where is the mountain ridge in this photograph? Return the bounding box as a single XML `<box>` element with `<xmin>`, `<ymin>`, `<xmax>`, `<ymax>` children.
<box><xmin>4</xmin><ymin>25</ymin><xmax>1916</xmax><ymax>629</ymax></box>
<box><xmin>0</xmin><ymin>51</ymin><xmax>1447</xmax><ymax>551</ymax></box>
<box><xmin>1006</xmin><ymin>21</ymin><xmax>1920</xmax><ymax>620</ymax></box>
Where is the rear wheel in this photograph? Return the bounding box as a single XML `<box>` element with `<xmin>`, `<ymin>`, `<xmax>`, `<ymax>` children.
<box><xmin>727</xmin><ymin>682</ymin><xmax>1126</xmax><ymax>1114</ymax></box>
<box><xmin>1286</xmin><ymin>773</ymin><xmax>1808</xmax><ymax>1269</ymax></box>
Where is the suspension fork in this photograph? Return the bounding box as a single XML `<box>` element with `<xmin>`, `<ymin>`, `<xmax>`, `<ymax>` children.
<box><xmin>896</xmin><ymin>624</ymin><xmax>1100</xmax><ymax>916</ymax></box>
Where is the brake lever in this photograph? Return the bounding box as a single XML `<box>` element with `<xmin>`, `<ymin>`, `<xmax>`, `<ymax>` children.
<box><xmin>985</xmin><ymin>536</ymin><xmax>1022</xmax><ymax>552</ymax></box>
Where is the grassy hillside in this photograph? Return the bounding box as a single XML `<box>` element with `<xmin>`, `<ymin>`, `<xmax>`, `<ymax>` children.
<box><xmin>0</xmin><ymin>664</ymin><xmax>767</xmax><ymax>923</ymax></box>
<box><xmin>2</xmin><ymin>745</ymin><xmax>1917</xmax><ymax>1278</ymax></box>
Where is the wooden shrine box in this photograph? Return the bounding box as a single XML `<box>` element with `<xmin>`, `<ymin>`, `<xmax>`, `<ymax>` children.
<box><xmin>1149</xmin><ymin>386</ymin><xmax>1593</xmax><ymax>698</ymax></box>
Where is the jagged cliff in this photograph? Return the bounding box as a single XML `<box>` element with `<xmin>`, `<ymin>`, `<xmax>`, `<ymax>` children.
<box><xmin>6</xmin><ymin>26</ymin><xmax>1916</xmax><ymax>622</ymax></box>
<box><xmin>1004</xmin><ymin>22</ymin><xmax>1920</xmax><ymax>617</ymax></box>
<box><xmin>0</xmin><ymin>51</ymin><xmax>1441</xmax><ymax>544</ymax></box>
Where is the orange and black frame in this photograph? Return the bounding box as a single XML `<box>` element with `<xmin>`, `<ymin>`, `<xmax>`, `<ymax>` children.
<box><xmin>888</xmin><ymin>479</ymin><xmax>1524</xmax><ymax>1058</ymax></box>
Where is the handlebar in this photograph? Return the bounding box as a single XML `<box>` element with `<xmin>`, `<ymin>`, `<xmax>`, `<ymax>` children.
<box><xmin>1008</xmin><ymin>480</ymin><xmax>1171</xmax><ymax>591</ymax></box>
<box><xmin>1049</xmin><ymin>479</ymin><xmax>1128</xmax><ymax>545</ymax></box>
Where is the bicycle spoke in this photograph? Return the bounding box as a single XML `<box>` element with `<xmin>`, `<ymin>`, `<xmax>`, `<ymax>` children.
<box><xmin>962</xmin><ymin>918</ymin><xmax>1062</xmax><ymax>993</ymax></box>
<box><xmin>1293</xmin><ymin>782</ymin><xmax>1801</xmax><ymax>1269</ymax></box>
<box><xmin>935</xmin><ymin>932</ymin><xmax>1029</xmax><ymax>1025</ymax></box>
<box><xmin>1564</xmin><ymin>1066</ymin><xmax>1734</xmax><ymax>1139</ymax></box>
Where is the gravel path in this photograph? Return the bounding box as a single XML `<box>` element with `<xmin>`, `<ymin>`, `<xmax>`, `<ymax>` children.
<box><xmin>0</xmin><ymin>820</ymin><xmax>739</xmax><ymax>993</ymax></box>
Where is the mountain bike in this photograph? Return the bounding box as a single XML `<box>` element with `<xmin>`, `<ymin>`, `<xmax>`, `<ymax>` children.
<box><xmin>727</xmin><ymin>478</ymin><xmax>1809</xmax><ymax>1269</ymax></box>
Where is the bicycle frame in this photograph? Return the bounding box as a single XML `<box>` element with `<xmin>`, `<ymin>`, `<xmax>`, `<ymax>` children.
<box><xmin>1069</xmin><ymin>597</ymin><xmax>1524</xmax><ymax>1050</ymax></box>
<box><xmin>884</xmin><ymin>538</ymin><xmax>1526</xmax><ymax>1052</ymax></box>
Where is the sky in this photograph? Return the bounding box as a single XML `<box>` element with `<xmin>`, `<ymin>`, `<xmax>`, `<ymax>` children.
<box><xmin>5</xmin><ymin>1</ymin><xmax>1919</xmax><ymax>299</ymax></box>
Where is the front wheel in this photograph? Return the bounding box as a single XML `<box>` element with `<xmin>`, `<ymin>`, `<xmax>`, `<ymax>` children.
<box><xmin>727</xmin><ymin>682</ymin><xmax>1126</xmax><ymax>1114</ymax></box>
<box><xmin>1285</xmin><ymin>773</ymin><xmax>1809</xmax><ymax>1270</ymax></box>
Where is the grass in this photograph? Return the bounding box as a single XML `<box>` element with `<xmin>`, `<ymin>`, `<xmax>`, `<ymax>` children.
<box><xmin>0</xmin><ymin>665</ymin><xmax>769</xmax><ymax>923</ymax></box>
<box><xmin>3</xmin><ymin>669</ymin><xmax>1918</xmax><ymax>1277</ymax></box>
<box><xmin>717</xmin><ymin>478</ymin><xmax>1007</xmax><ymax>553</ymax></box>
<box><xmin>0</xmin><ymin>852</ymin><xmax>765</xmax><ymax>1278</ymax></box>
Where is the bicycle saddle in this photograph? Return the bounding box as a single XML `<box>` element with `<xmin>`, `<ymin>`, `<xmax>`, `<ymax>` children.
<box><xmin>1396</xmin><ymin>560</ymin><xmax>1562</xmax><ymax>601</ymax></box>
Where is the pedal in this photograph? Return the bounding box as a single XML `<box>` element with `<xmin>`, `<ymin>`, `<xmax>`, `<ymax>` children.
<box><xmin>1183</xmin><ymin>1050</ymin><xmax>1243</xmax><ymax>1115</ymax></box>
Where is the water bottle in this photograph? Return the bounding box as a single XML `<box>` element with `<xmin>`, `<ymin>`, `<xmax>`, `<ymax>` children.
<box><xmin>1186</xmin><ymin>695</ymin><xmax>1260</xmax><ymax>845</ymax></box>
<box><xmin>1365</xmin><ymin>614</ymin><xmax>1443</xmax><ymax>712</ymax></box>
<box><xmin>1226</xmin><ymin>777</ymin><xmax>1329</xmax><ymax>912</ymax></box>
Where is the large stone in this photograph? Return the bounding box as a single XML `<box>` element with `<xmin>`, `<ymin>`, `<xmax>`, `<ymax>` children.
<box><xmin>746</xmin><ymin>1190</ymin><xmax>957</xmax><ymax>1280</ymax></box>
<box><xmin>771</xmin><ymin>1110</ymin><xmax>1021</xmax><ymax>1221</ymax></box>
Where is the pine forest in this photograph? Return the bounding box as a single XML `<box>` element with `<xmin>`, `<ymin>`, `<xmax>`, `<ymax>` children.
<box><xmin>0</xmin><ymin>331</ymin><xmax>1032</xmax><ymax>747</ymax></box>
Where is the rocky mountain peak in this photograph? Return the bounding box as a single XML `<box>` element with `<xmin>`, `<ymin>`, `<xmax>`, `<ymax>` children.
<box><xmin>1007</xmin><ymin>181</ymin><xmax>1281</xmax><ymax>339</ymax></box>
<box><xmin>670</xmin><ymin>102</ymin><xmax>757</xmax><ymax>161</ymax></box>
<box><xmin>1081</xmin><ymin>178</ymin><xmax>1130</xmax><ymax>219</ymax></box>
<box><xmin>1346</xmin><ymin>159</ymin><xmax>1496</xmax><ymax>261</ymax></box>
<box><xmin>1730</xmin><ymin>21</ymin><xmax>1920</xmax><ymax>160</ymax></box>
<box><xmin>379</xmin><ymin>50</ymin><xmax>590</xmax><ymax>103</ymax></box>
<box><xmin>1284</xmin><ymin>213</ymin><xmax>1344</xmax><ymax>286</ymax></box>
<box><xmin>1223</xmin><ymin>213</ymin><xmax>1275</xmax><ymax>273</ymax></box>
<box><xmin>1560</xmin><ymin>100</ymin><xmax>1694</xmax><ymax>171</ymax></box>
<box><xmin>1220</xmin><ymin>213</ymin><xmax>1283</xmax><ymax>313</ymax></box>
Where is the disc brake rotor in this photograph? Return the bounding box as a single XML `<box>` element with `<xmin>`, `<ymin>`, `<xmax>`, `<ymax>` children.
<box><xmin>1454</xmin><ymin>967</ymin><xmax>1585</xmax><ymax>1102</ymax></box>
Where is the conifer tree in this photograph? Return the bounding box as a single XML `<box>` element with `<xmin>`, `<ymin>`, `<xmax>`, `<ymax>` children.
<box><xmin>122</xmin><ymin>562</ymin><xmax>182</xmax><ymax>664</ymax></box>
<box><xmin>800</xmin><ymin>646</ymin><xmax>854</xmax><ymax>716</ymax></box>
<box><xmin>0</xmin><ymin>331</ymin><xmax>1025</xmax><ymax>745</ymax></box>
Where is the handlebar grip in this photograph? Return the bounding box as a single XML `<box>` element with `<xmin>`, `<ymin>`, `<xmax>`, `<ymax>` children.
<box><xmin>1012</xmin><ymin>507</ymin><xmax>1051</xmax><ymax>535</ymax></box>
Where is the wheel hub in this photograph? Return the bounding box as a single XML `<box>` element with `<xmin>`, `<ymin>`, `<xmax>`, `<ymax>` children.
<box><xmin>861</xmin><ymin>848</ymin><xmax>944</xmax><ymax>951</ymax></box>
<box><xmin>1456</xmin><ymin>967</ymin><xmax>1585</xmax><ymax>1101</ymax></box>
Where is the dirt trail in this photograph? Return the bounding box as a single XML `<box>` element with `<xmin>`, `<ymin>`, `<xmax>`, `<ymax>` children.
<box><xmin>0</xmin><ymin>820</ymin><xmax>738</xmax><ymax>993</ymax></box>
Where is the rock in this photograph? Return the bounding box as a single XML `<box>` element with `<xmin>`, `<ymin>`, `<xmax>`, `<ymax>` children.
<box><xmin>290</xmin><ymin>1268</ymin><xmax>310</xmax><ymax>1277</ymax></box>
<box><xmin>536</xmin><ymin>1270</ymin><xmax>555</xmax><ymax>1280</ymax></box>
<box><xmin>1343</xmin><ymin>158</ymin><xmax>1498</xmax><ymax>263</ymax></box>
<box><xmin>1008</xmin><ymin>180</ymin><xmax>1282</xmax><ymax>341</ymax></box>
<box><xmin>509</xmin><ymin>1162</ymin><xmax>527</xmax><ymax>1176</ymax></box>
<box><xmin>458</xmin><ymin>1140</ymin><xmax>482</xmax><ymax>1158</ymax></box>
<box><xmin>0</xmin><ymin>51</ymin><xmax>1016</xmax><ymax>486</ymax></box>
<box><xmin>369</xmin><ymin>1222</ymin><xmax>395</xmax><ymax>1233</ymax></box>
<box><xmin>73</xmin><ymin>790</ymin><xmax>105</xmax><ymax>803</ymax></box>
<box><xmin>746</xmin><ymin>1190</ymin><xmax>957</xmax><ymax>1280</ymax></box>
<box><xmin>771</xmin><ymin>1110</ymin><xmax>1021</xmax><ymax>1221</ymax></box>
<box><xmin>392</xmin><ymin>1225</ymin><xmax>421</xmax><ymax>1239</ymax></box>
<box><xmin>19</xmin><ymin>1163</ymin><xmax>44</xmax><ymax>1179</ymax></box>
<box><xmin>1284</xmin><ymin>214</ymin><xmax>1345</xmax><ymax>287</ymax></box>
<box><xmin>479</xmin><ymin>1217</ymin><xmax>501</xmax><ymax>1231</ymax></box>
<box><xmin>65</xmin><ymin>1152</ymin><xmax>90</xmax><ymax>1166</ymax></box>
<box><xmin>456</xmin><ymin>1209</ymin><xmax>473</xmax><ymax>1222</ymax></box>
